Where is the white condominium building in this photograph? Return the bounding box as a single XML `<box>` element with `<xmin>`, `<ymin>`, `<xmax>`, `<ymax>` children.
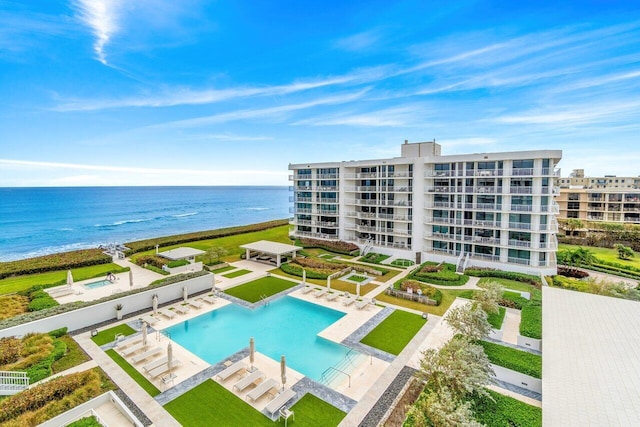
<box><xmin>288</xmin><ymin>140</ymin><xmax>562</xmax><ymax>275</ymax></box>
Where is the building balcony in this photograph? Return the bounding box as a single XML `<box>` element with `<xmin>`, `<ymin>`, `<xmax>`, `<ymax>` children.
<box><xmin>511</xmin><ymin>168</ymin><xmax>534</xmax><ymax>176</ymax></box>
<box><xmin>293</xmin><ymin>231</ymin><xmax>339</xmax><ymax>240</ymax></box>
<box><xmin>289</xmin><ymin>196</ymin><xmax>313</xmax><ymax>202</ymax></box>
<box><xmin>318</xmin><ymin>198</ymin><xmax>338</xmax><ymax>204</ymax></box>
<box><xmin>356</xmin><ymin>239</ymin><xmax>411</xmax><ymax>250</ymax></box>
<box><xmin>508</xmin><ymin>239</ymin><xmax>532</xmax><ymax>248</ymax></box>
<box><xmin>508</xmin><ymin>222</ymin><xmax>533</xmax><ymax>230</ymax></box>
<box><xmin>469</xmin><ymin>253</ymin><xmax>501</xmax><ymax>262</ymax></box>
<box><xmin>507</xmin><ymin>257</ymin><xmax>531</xmax><ymax>265</ymax></box>
<box><xmin>291</xmin><ymin>207</ymin><xmax>312</xmax><ymax>214</ymax></box>
<box><xmin>509</xmin><ymin>187</ymin><xmax>534</xmax><ymax>194</ymax></box>
<box><xmin>427</xmin><ymin>248</ymin><xmax>461</xmax><ymax>257</ymax></box>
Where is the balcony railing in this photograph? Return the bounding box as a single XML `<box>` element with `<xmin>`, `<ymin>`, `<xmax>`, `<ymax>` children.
<box><xmin>508</xmin><ymin>222</ymin><xmax>532</xmax><ymax>230</ymax></box>
<box><xmin>469</xmin><ymin>253</ymin><xmax>501</xmax><ymax>262</ymax></box>
<box><xmin>508</xmin><ymin>239</ymin><xmax>532</xmax><ymax>248</ymax></box>
<box><xmin>509</xmin><ymin>187</ymin><xmax>534</xmax><ymax>194</ymax></box>
<box><xmin>507</xmin><ymin>257</ymin><xmax>531</xmax><ymax>265</ymax></box>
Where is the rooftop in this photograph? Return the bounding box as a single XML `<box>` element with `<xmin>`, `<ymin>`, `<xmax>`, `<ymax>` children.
<box><xmin>158</xmin><ymin>247</ymin><xmax>206</xmax><ymax>260</ymax></box>
<box><xmin>543</xmin><ymin>286</ymin><xmax>640</xmax><ymax>426</ymax></box>
<box><xmin>239</xmin><ymin>240</ymin><xmax>303</xmax><ymax>256</ymax></box>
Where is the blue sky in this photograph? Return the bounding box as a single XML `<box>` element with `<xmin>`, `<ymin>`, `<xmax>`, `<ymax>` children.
<box><xmin>1</xmin><ymin>0</ymin><xmax>639</xmax><ymax>186</ymax></box>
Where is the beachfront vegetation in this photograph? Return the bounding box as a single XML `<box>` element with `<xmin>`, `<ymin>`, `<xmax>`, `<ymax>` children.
<box><xmin>105</xmin><ymin>349</ymin><xmax>161</xmax><ymax>397</ymax></box>
<box><xmin>165</xmin><ymin>380</ymin><xmax>345</xmax><ymax>427</ymax></box>
<box><xmin>91</xmin><ymin>324</ymin><xmax>136</xmax><ymax>346</ymax></box>
<box><xmin>359</xmin><ymin>252</ymin><xmax>391</xmax><ymax>264</ymax></box>
<box><xmin>360</xmin><ymin>310</ymin><xmax>426</xmax><ymax>355</ymax></box>
<box><xmin>222</xmin><ymin>269</ymin><xmax>252</xmax><ymax>279</ymax></box>
<box><xmin>0</xmin><ymin>263</ymin><xmax>130</xmax><ymax>296</ymax></box>
<box><xmin>469</xmin><ymin>389</ymin><xmax>542</xmax><ymax>427</ymax></box>
<box><xmin>0</xmin><ymin>249</ymin><xmax>112</xmax><ymax>280</ymax></box>
<box><xmin>125</xmin><ymin>219</ymin><xmax>288</xmax><ymax>254</ymax></box>
<box><xmin>410</xmin><ymin>262</ymin><xmax>469</xmax><ymax>286</ymax></box>
<box><xmin>0</xmin><ymin>368</ymin><xmax>116</xmax><ymax>426</ymax></box>
<box><xmin>225</xmin><ymin>276</ymin><xmax>297</xmax><ymax>303</ymax></box>
<box><xmin>477</xmin><ymin>340</ymin><xmax>542</xmax><ymax>378</ymax></box>
<box><xmin>0</xmin><ymin>271</ymin><xmax>208</xmax><ymax>330</ymax></box>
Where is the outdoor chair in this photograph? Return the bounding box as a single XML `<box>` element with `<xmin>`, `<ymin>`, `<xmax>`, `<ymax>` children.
<box><xmin>232</xmin><ymin>370</ymin><xmax>265</xmax><ymax>392</ymax></box>
<box><xmin>215</xmin><ymin>360</ymin><xmax>247</xmax><ymax>381</ymax></box>
<box><xmin>246</xmin><ymin>378</ymin><xmax>278</xmax><ymax>402</ymax></box>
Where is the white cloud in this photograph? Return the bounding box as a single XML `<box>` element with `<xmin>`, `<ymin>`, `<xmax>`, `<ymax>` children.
<box><xmin>73</xmin><ymin>0</ymin><xmax>123</xmax><ymax>65</ymax></box>
<box><xmin>294</xmin><ymin>105</ymin><xmax>427</xmax><ymax>127</ymax></box>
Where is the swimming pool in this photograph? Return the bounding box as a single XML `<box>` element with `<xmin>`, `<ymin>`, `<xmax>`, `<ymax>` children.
<box><xmin>164</xmin><ymin>296</ymin><xmax>359</xmax><ymax>381</ymax></box>
<box><xmin>84</xmin><ymin>279</ymin><xmax>112</xmax><ymax>289</ymax></box>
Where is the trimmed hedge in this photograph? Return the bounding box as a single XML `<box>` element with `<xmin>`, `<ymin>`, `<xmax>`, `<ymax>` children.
<box><xmin>296</xmin><ymin>237</ymin><xmax>359</xmax><ymax>255</ymax></box>
<box><xmin>410</xmin><ymin>262</ymin><xmax>469</xmax><ymax>286</ymax></box>
<box><xmin>125</xmin><ymin>219</ymin><xmax>288</xmax><ymax>254</ymax></box>
<box><xmin>0</xmin><ymin>271</ymin><xmax>209</xmax><ymax>330</ymax></box>
<box><xmin>520</xmin><ymin>305</ymin><xmax>542</xmax><ymax>339</ymax></box>
<box><xmin>0</xmin><ymin>249</ymin><xmax>111</xmax><ymax>280</ymax></box>
<box><xmin>499</xmin><ymin>291</ymin><xmax>529</xmax><ymax>310</ymax></box>
<box><xmin>27</xmin><ymin>289</ymin><xmax>59</xmax><ymax>312</ymax></box>
<box><xmin>280</xmin><ymin>262</ymin><xmax>331</xmax><ymax>279</ymax></box>
<box><xmin>487</xmin><ymin>307</ymin><xmax>506</xmax><ymax>330</ymax></box>
<box><xmin>134</xmin><ymin>255</ymin><xmax>167</xmax><ymax>269</ymax></box>
<box><xmin>477</xmin><ymin>340</ymin><xmax>542</xmax><ymax>378</ymax></box>
<box><xmin>465</xmin><ymin>268</ymin><xmax>541</xmax><ymax>287</ymax></box>
<box><xmin>470</xmin><ymin>389</ymin><xmax>542</xmax><ymax>427</ymax></box>
<box><xmin>167</xmin><ymin>259</ymin><xmax>190</xmax><ymax>268</ymax></box>
<box><xmin>360</xmin><ymin>252</ymin><xmax>390</xmax><ymax>264</ymax></box>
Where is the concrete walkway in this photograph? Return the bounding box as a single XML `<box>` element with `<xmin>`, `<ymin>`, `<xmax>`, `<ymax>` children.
<box><xmin>581</xmin><ymin>267</ymin><xmax>639</xmax><ymax>288</ymax></box>
<box><xmin>74</xmin><ymin>332</ymin><xmax>181</xmax><ymax>427</ymax></box>
<box><xmin>501</xmin><ymin>307</ymin><xmax>521</xmax><ymax>345</ymax></box>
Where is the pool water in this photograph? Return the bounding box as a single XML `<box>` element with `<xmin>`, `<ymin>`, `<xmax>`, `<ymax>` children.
<box><xmin>165</xmin><ymin>296</ymin><xmax>358</xmax><ymax>381</ymax></box>
<box><xmin>84</xmin><ymin>279</ymin><xmax>112</xmax><ymax>289</ymax></box>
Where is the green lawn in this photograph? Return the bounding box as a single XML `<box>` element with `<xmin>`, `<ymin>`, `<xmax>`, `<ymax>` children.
<box><xmin>164</xmin><ymin>380</ymin><xmax>345</xmax><ymax>427</ymax></box>
<box><xmin>487</xmin><ymin>307</ymin><xmax>506</xmax><ymax>330</ymax></box>
<box><xmin>348</xmin><ymin>274</ymin><xmax>368</xmax><ymax>282</ymax></box>
<box><xmin>133</xmin><ymin>225</ymin><xmax>291</xmax><ymax>262</ymax></box>
<box><xmin>91</xmin><ymin>324</ymin><xmax>136</xmax><ymax>346</ymax></box>
<box><xmin>477</xmin><ymin>340</ymin><xmax>542</xmax><ymax>378</ymax></box>
<box><xmin>105</xmin><ymin>349</ymin><xmax>161</xmax><ymax>396</ymax></box>
<box><xmin>470</xmin><ymin>389</ymin><xmax>542</xmax><ymax>427</ymax></box>
<box><xmin>211</xmin><ymin>265</ymin><xmax>236</xmax><ymax>274</ymax></box>
<box><xmin>225</xmin><ymin>276</ymin><xmax>297</xmax><ymax>303</ymax></box>
<box><xmin>223</xmin><ymin>269</ymin><xmax>252</xmax><ymax>279</ymax></box>
<box><xmin>477</xmin><ymin>277</ymin><xmax>538</xmax><ymax>293</ymax></box>
<box><xmin>0</xmin><ymin>263</ymin><xmax>129</xmax><ymax>295</ymax></box>
<box><xmin>559</xmin><ymin>243</ymin><xmax>640</xmax><ymax>269</ymax></box>
<box><xmin>360</xmin><ymin>310</ymin><xmax>426</xmax><ymax>355</ymax></box>
<box><xmin>520</xmin><ymin>305</ymin><xmax>542</xmax><ymax>339</ymax></box>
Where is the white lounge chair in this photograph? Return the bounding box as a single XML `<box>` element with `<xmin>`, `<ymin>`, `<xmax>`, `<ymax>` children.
<box><xmin>326</xmin><ymin>293</ymin><xmax>339</xmax><ymax>302</ymax></box>
<box><xmin>147</xmin><ymin>360</ymin><xmax>182</xmax><ymax>379</ymax></box>
<box><xmin>115</xmin><ymin>335</ymin><xmax>142</xmax><ymax>350</ymax></box>
<box><xmin>246</xmin><ymin>378</ymin><xmax>278</xmax><ymax>402</ymax></box>
<box><xmin>356</xmin><ymin>299</ymin><xmax>370</xmax><ymax>310</ymax></box>
<box><xmin>49</xmin><ymin>286</ymin><xmax>74</xmax><ymax>297</ymax></box>
<box><xmin>131</xmin><ymin>347</ymin><xmax>162</xmax><ymax>364</ymax></box>
<box><xmin>301</xmin><ymin>286</ymin><xmax>314</xmax><ymax>294</ymax></box>
<box><xmin>265</xmin><ymin>389</ymin><xmax>297</xmax><ymax>419</ymax></box>
<box><xmin>215</xmin><ymin>361</ymin><xmax>247</xmax><ymax>381</ymax></box>
<box><xmin>233</xmin><ymin>370</ymin><xmax>265</xmax><ymax>392</ymax></box>
<box><xmin>157</xmin><ymin>308</ymin><xmax>176</xmax><ymax>319</ymax></box>
<box><xmin>188</xmin><ymin>299</ymin><xmax>203</xmax><ymax>309</ymax></box>
<box><xmin>173</xmin><ymin>304</ymin><xmax>189</xmax><ymax>315</ymax></box>
<box><xmin>120</xmin><ymin>342</ymin><xmax>148</xmax><ymax>357</ymax></box>
<box><xmin>342</xmin><ymin>296</ymin><xmax>356</xmax><ymax>306</ymax></box>
<box><xmin>143</xmin><ymin>356</ymin><xmax>169</xmax><ymax>373</ymax></box>
<box><xmin>200</xmin><ymin>295</ymin><xmax>217</xmax><ymax>305</ymax></box>
<box><xmin>139</xmin><ymin>314</ymin><xmax>159</xmax><ymax>325</ymax></box>
<box><xmin>314</xmin><ymin>289</ymin><xmax>328</xmax><ymax>298</ymax></box>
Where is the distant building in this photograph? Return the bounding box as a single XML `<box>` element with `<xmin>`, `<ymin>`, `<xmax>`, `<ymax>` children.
<box><xmin>556</xmin><ymin>169</ymin><xmax>640</xmax><ymax>224</ymax></box>
<box><xmin>289</xmin><ymin>140</ymin><xmax>562</xmax><ymax>275</ymax></box>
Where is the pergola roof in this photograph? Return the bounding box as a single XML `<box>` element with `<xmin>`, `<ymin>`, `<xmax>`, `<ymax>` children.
<box><xmin>239</xmin><ymin>240</ymin><xmax>303</xmax><ymax>256</ymax></box>
<box><xmin>543</xmin><ymin>286</ymin><xmax>640</xmax><ymax>425</ymax></box>
<box><xmin>158</xmin><ymin>247</ymin><xmax>205</xmax><ymax>260</ymax></box>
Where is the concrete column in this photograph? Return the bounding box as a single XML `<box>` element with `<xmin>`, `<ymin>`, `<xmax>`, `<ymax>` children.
<box><xmin>246</xmin><ymin>249</ymin><xmax>250</xmax><ymax>260</ymax></box>
<box><xmin>276</xmin><ymin>254</ymin><xmax>281</xmax><ymax>267</ymax></box>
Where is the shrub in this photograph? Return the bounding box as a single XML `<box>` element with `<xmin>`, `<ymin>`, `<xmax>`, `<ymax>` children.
<box><xmin>0</xmin><ymin>249</ymin><xmax>112</xmax><ymax>280</ymax></box>
<box><xmin>280</xmin><ymin>262</ymin><xmax>331</xmax><ymax>279</ymax></box>
<box><xmin>0</xmin><ymin>337</ymin><xmax>21</xmax><ymax>365</ymax></box>
<box><xmin>477</xmin><ymin>340</ymin><xmax>542</xmax><ymax>378</ymax></box>
<box><xmin>134</xmin><ymin>255</ymin><xmax>167</xmax><ymax>269</ymax></box>
<box><xmin>167</xmin><ymin>259</ymin><xmax>190</xmax><ymax>268</ymax></box>
<box><xmin>464</xmin><ymin>268</ymin><xmax>541</xmax><ymax>287</ymax></box>
<box><xmin>499</xmin><ymin>291</ymin><xmax>529</xmax><ymax>310</ymax></box>
<box><xmin>520</xmin><ymin>305</ymin><xmax>542</xmax><ymax>339</ymax></box>
<box><xmin>360</xmin><ymin>252</ymin><xmax>390</xmax><ymax>264</ymax></box>
<box><xmin>397</xmin><ymin>279</ymin><xmax>443</xmax><ymax>305</ymax></box>
<box><xmin>48</xmin><ymin>327</ymin><xmax>68</xmax><ymax>338</ymax></box>
<box><xmin>125</xmin><ymin>219</ymin><xmax>288</xmax><ymax>254</ymax></box>
<box><xmin>410</xmin><ymin>262</ymin><xmax>469</xmax><ymax>286</ymax></box>
<box><xmin>557</xmin><ymin>266</ymin><xmax>589</xmax><ymax>279</ymax></box>
<box><xmin>297</xmin><ymin>237</ymin><xmax>359</xmax><ymax>255</ymax></box>
<box><xmin>470</xmin><ymin>389</ymin><xmax>542</xmax><ymax>427</ymax></box>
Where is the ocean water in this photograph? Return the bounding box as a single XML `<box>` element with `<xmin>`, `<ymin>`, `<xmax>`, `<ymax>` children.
<box><xmin>0</xmin><ymin>186</ymin><xmax>289</xmax><ymax>262</ymax></box>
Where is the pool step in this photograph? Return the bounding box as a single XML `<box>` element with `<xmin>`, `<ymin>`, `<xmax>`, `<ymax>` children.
<box><xmin>319</xmin><ymin>351</ymin><xmax>367</xmax><ymax>388</ymax></box>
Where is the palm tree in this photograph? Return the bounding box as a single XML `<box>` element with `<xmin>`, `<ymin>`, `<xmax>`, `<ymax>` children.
<box><xmin>573</xmin><ymin>247</ymin><xmax>597</xmax><ymax>266</ymax></box>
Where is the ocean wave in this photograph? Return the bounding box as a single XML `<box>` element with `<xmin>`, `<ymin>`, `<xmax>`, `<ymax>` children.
<box><xmin>246</xmin><ymin>207</ymin><xmax>270</xmax><ymax>211</ymax></box>
<box><xmin>172</xmin><ymin>212</ymin><xmax>198</xmax><ymax>218</ymax></box>
<box><xmin>95</xmin><ymin>218</ymin><xmax>154</xmax><ymax>227</ymax></box>
<box><xmin>57</xmin><ymin>228</ymin><xmax>74</xmax><ymax>231</ymax></box>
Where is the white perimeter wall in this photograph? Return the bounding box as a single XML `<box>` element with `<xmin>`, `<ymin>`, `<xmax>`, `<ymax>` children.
<box><xmin>0</xmin><ymin>274</ymin><xmax>212</xmax><ymax>338</ymax></box>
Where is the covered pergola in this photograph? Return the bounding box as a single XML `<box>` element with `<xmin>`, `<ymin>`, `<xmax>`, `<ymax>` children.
<box><xmin>239</xmin><ymin>240</ymin><xmax>303</xmax><ymax>267</ymax></box>
<box><xmin>158</xmin><ymin>247</ymin><xmax>205</xmax><ymax>264</ymax></box>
